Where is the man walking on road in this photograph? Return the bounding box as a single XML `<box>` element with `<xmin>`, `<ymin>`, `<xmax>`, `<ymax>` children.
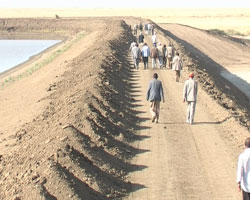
<box><xmin>147</xmin><ymin>73</ymin><xmax>165</xmax><ymax>123</ymax></box>
<box><xmin>138</xmin><ymin>31</ymin><xmax>144</xmax><ymax>44</ymax></box>
<box><xmin>141</xmin><ymin>43</ymin><xmax>150</xmax><ymax>70</ymax></box>
<box><xmin>157</xmin><ymin>42</ymin><xmax>164</xmax><ymax>69</ymax></box>
<box><xmin>152</xmin><ymin>32</ymin><xmax>157</xmax><ymax>47</ymax></box>
<box><xmin>172</xmin><ymin>52</ymin><xmax>183</xmax><ymax>82</ymax></box>
<box><xmin>162</xmin><ymin>44</ymin><xmax>167</xmax><ymax>68</ymax></box>
<box><xmin>183</xmin><ymin>72</ymin><xmax>198</xmax><ymax>125</ymax></box>
<box><xmin>131</xmin><ymin>43</ymin><xmax>141</xmax><ymax>70</ymax></box>
<box><xmin>133</xmin><ymin>24</ymin><xmax>138</xmax><ymax>35</ymax></box>
<box><xmin>237</xmin><ymin>137</ymin><xmax>250</xmax><ymax>200</ymax></box>
<box><xmin>147</xmin><ymin>23</ymin><xmax>152</xmax><ymax>35</ymax></box>
<box><xmin>150</xmin><ymin>45</ymin><xmax>158</xmax><ymax>70</ymax></box>
<box><xmin>166</xmin><ymin>43</ymin><xmax>174</xmax><ymax>69</ymax></box>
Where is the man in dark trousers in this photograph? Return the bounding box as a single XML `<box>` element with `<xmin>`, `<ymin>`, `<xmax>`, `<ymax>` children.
<box><xmin>141</xmin><ymin>43</ymin><xmax>150</xmax><ymax>70</ymax></box>
<box><xmin>138</xmin><ymin>31</ymin><xmax>144</xmax><ymax>44</ymax></box>
<box><xmin>237</xmin><ymin>137</ymin><xmax>250</xmax><ymax>200</ymax></box>
<box><xmin>147</xmin><ymin>73</ymin><xmax>165</xmax><ymax>123</ymax></box>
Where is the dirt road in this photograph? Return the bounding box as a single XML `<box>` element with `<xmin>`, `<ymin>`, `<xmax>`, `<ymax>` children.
<box><xmin>127</xmin><ymin>68</ymin><xmax>239</xmax><ymax>199</ymax></box>
<box><xmin>159</xmin><ymin>23</ymin><xmax>250</xmax><ymax>107</ymax></box>
<box><xmin>125</xmin><ymin>33</ymin><xmax>248</xmax><ymax>199</ymax></box>
<box><xmin>0</xmin><ymin>18</ymin><xmax>249</xmax><ymax>199</ymax></box>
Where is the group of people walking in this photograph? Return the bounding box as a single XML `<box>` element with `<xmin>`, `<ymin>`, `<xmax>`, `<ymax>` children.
<box><xmin>147</xmin><ymin>72</ymin><xmax>198</xmax><ymax>124</ymax></box>
<box><xmin>133</xmin><ymin>22</ymin><xmax>155</xmax><ymax>36</ymax></box>
<box><xmin>147</xmin><ymin>71</ymin><xmax>250</xmax><ymax>200</ymax></box>
<box><xmin>133</xmin><ymin>22</ymin><xmax>250</xmax><ymax>200</ymax></box>
<box><xmin>130</xmin><ymin>39</ymin><xmax>183</xmax><ymax>82</ymax></box>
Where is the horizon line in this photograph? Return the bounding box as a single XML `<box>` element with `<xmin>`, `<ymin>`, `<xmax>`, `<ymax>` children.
<box><xmin>1</xmin><ymin>7</ymin><xmax>250</xmax><ymax>9</ymax></box>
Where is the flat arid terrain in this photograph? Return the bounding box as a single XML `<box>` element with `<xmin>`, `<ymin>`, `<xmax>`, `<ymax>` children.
<box><xmin>0</xmin><ymin>11</ymin><xmax>250</xmax><ymax>199</ymax></box>
<box><xmin>1</xmin><ymin>8</ymin><xmax>250</xmax><ymax>35</ymax></box>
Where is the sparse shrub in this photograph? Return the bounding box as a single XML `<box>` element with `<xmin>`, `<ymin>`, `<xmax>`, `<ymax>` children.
<box><xmin>208</xmin><ymin>29</ymin><xmax>227</xmax><ymax>36</ymax></box>
<box><xmin>226</xmin><ymin>29</ymin><xmax>245</xmax><ymax>36</ymax></box>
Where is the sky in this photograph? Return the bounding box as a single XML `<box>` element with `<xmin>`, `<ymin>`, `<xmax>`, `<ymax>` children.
<box><xmin>1</xmin><ymin>0</ymin><xmax>250</xmax><ymax>8</ymax></box>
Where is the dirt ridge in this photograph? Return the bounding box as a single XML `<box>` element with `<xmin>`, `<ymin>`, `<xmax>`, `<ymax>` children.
<box><xmin>154</xmin><ymin>22</ymin><xmax>250</xmax><ymax>131</ymax></box>
<box><xmin>0</xmin><ymin>19</ymin><xmax>141</xmax><ymax>199</ymax></box>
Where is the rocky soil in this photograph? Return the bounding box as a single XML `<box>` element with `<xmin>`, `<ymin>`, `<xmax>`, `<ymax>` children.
<box><xmin>155</xmin><ymin>23</ymin><xmax>250</xmax><ymax>130</ymax></box>
<box><xmin>0</xmin><ymin>18</ymin><xmax>141</xmax><ymax>200</ymax></box>
<box><xmin>0</xmin><ymin>17</ymin><xmax>249</xmax><ymax>200</ymax></box>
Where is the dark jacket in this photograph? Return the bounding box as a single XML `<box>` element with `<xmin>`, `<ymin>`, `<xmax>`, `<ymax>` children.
<box><xmin>138</xmin><ymin>34</ymin><xmax>144</xmax><ymax>43</ymax></box>
<box><xmin>147</xmin><ymin>79</ymin><xmax>164</xmax><ymax>102</ymax></box>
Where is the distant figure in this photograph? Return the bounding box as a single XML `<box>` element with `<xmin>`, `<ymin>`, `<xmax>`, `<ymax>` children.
<box><xmin>172</xmin><ymin>52</ymin><xmax>183</xmax><ymax>82</ymax></box>
<box><xmin>141</xmin><ymin>43</ymin><xmax>150</xmax><ymax>70</ymax></box>
<box><xmin>150</xmin><ymin>45</ymin><xmax>158</xmax><ymax>70</ymax></box>
<box><xmin>131</xmin><ymin>43</ymin><xmax>141</xmax><ymax>70</ymax></box>
<box><xmin>166</xmin><ymin>43</ymin><xmax>174</xmax><ymax>69</ymax></box>
<box><xmin>162</xmin><ymin>44</ymin><xmax>167</xmax><ymax>68</ymax></box>
<box><xmin>144</xmin><ymin>23</ymin><xmax>148</xmax><ymax>34</ymax></box>
<box><xmin>151</xmin><ymin>24</ymin><xmax>155</xmax><ymax>35</ymax></box>
<box><xmin>129</xmin><ymin>40</ymin><xmax>136</xmax><ymax>57</ymax></box>
<box><xmin>139</xmin><ymin>22</ymin><xmax>143</xmax><ymax>32</ymax></box>
<box><xmin>157</xmin><ymin>42</ymin><xmax>164</xmax><ymax>69</ymax></box>
<box><xmin>133</xmin><ymin>24</ymin><xmax>138</xmax><ymax>35</ymax></box>
<box><xmin>130</xmin><ymin>40</ymin><xmax>136</xmax><ymax>50</ymax></box>
<box><xmin>148</xmin><ymin>23</ymin><xmax>152</xmax><ymax>35</ymax></box>
<box><xmin>147</xmin><ymin>73</ymin><xmax>165</xmax><ymax>123</ymax></box>
<box><xmin>237</xmin><ymin>137</ymin><xmax>250</xmax><ymax>200</ymax></box>
<box><xmin>138</xmin><ymin>32</ymin><xmax>144</xmax><ymax>44</ymax></box>
<box><xmin>183</xmin><ymin>72</ymin><xmax>198</xmax><ymax>125</ymax></box>
<box><xmin>152</xmin><ymin>32</ymin><xmax>157</xmax><ymax>47</ymax></box>
<box><xmin>55</xmin><ymin>14</ymin><xmax>60</xmax><ymax>19</ymax></box>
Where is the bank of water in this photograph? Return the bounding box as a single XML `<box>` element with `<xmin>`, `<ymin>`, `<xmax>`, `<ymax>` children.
<box><xmin>221</xmin><ymin>69</ymin><xmax>250</xmax><ymax>99</ymax></box>
<box><xmin>0</xmin><ymin>40</ymin><xmax>61</xmax><ymax>73</ymax></box>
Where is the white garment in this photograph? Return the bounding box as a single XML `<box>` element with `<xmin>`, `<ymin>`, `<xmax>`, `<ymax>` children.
<box><xmin>131</xmin><ymin>46</ymin><xmax>140</xmax><ymax>59</ymax></box>
<box><xmin>183</xmin><ymin>78</ymin><xmax>198</xmax><ymax>102</ymax></box>
<box><xmin>172</xmin><ymin>55</ymin><xmax>183</xmax><ymax>71</ymax></box>
<box><xmin>166</xmin><ymin>46</ymin><xmax>173</xmax><ymax>58</ymax></box>
<box><xmin>157</xmin><ymin>45</ymin><xmax>163</xmax><ymax>57</ymax></box>
<box><xmin>152</xmin><ymin>34</ymin><xmax>157</xmax><ymax>44</ymax></box>
<box><xmin>142</xmin><ymin>45</ymin><xmax>150</xmax><ymax>57</ymax></box>
<box><xmin>130</xmin><ymin>42</ymin><xmax>136</xmax><ymax>51</ymax></box>
<box><xmin>186</xmin><ymin>101</ymin><xmax>196</xmax><ymax>124</ymax></box>
<box><xmin>152</xmin><ymin>58</ymin><xmax>157</xmax><ymax>69</ymax></box>
<box><xmin>237</xmin><ymin>148</ymin><xmax>250</xmax><ymax>192</ymax></box>
<box><xmin>147</xmin><ymin>24</ymin><xmax>152</xmax><ymax>30</ymax></box>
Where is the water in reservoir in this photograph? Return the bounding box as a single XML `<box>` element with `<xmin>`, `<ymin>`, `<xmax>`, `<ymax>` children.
<box><xmin>0</xmin><ymin>40</ymin><xmax>61</xmax><ymax>73</ymax></box>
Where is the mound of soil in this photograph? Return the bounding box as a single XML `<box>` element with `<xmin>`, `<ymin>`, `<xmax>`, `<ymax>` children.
<box><xmin>0</xmin><ymin>19</ymin><xmax>140</xmax><ymax>199</ymax></box>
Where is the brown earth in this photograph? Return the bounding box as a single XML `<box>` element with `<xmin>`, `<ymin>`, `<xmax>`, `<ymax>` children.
<box><xmin>0</xmin><ymin>17</ymin><xmax>249</xmax><ymax>200</ymax></box>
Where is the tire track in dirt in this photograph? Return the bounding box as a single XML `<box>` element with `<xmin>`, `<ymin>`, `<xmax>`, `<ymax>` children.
<box><xmin>126</xmin><ymin>32</ymin><xmax>241</xmax><ymax>199</ymax></box>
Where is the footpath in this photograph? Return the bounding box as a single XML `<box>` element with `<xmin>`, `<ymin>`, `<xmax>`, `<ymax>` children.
<box><xmin>126</xmin><ymin>33</ymin><xmax>241</xmax><ymax>200</ymax></box>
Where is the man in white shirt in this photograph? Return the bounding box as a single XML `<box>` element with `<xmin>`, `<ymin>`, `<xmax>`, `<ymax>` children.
<box><xmin>237</xmin><ymin>137</ymin><xmax>250</xmax><ymax>200</ymax></box>
<box><xmin>183</xmin><ymin>72</ymin><xmax>198</xmax><ymax>125</ymax></box>
<box><xmin>147</xmin><ymin>23</ymin><xmax>152</xmax><ymax>35</ymax></box>
<box><xmin>131</xmin><ymin>43</ymin><xmax>141</xmax><ymax>70</ymax></box>
<box><xmin>172</xmin><ymin>52</ymin><xmax>183</xmax><ymax>82</ymax></box>
<box><xmin>141</xmin><ymin>43</ymin><xmax>150</xmax><ymax>70</ymax></box>
<box><xmin>152</xmin><ymin>33</ymin><xmax>157</xmax><ymax>47</ymax></box>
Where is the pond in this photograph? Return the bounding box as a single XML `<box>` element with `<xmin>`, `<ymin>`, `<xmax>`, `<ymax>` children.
<box><xmin>0</xmin><ymin>40</ymin><xmax>61</xmax><ymax>73</ymax></box>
